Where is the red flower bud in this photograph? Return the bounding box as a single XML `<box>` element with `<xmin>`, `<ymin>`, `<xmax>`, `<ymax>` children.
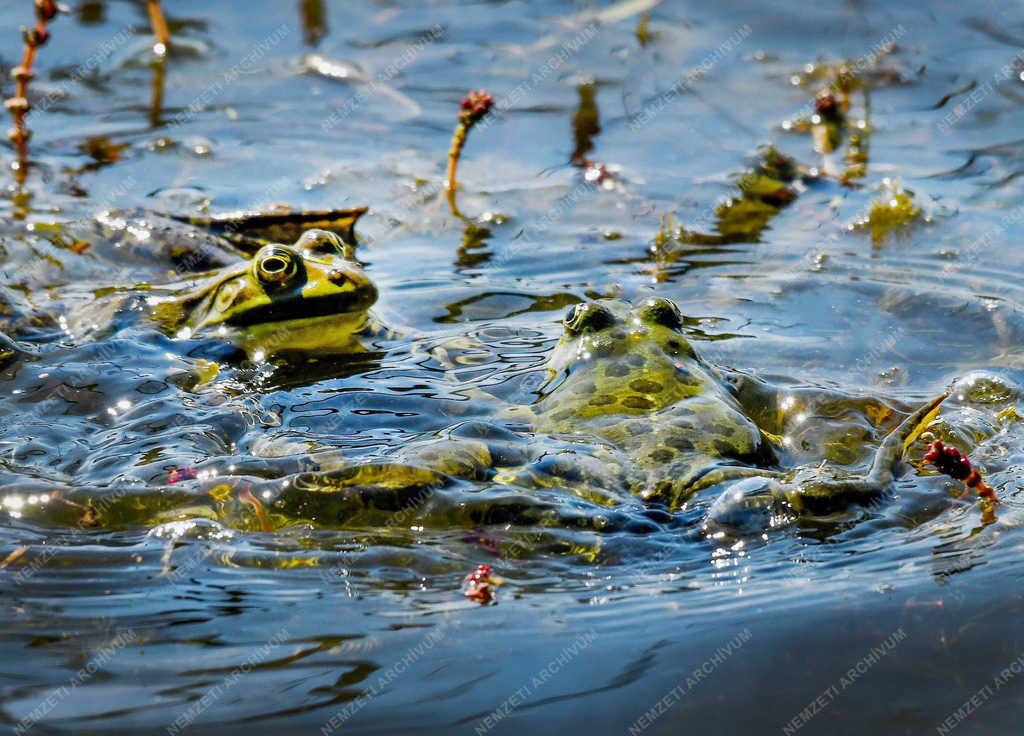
<box><xmin>922</xmin><ymin>440</ymin><xmax>972</xmax><ymax>481</ymax></box>
<box><xmin>36</xmin><ymin>0</ymin><xmax>59</xmax><ymax>21</ymax></box>
<box><xmin>458</xmin><ymin>90</ymin><xmax>494</xmax><ymax>127</ymax></box>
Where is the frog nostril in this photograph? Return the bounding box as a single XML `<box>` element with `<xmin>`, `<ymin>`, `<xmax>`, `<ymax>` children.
<box><xmin>328</xmin><ymin>269</ymin><xmax>347</xmax><ymax>284</ymax></box>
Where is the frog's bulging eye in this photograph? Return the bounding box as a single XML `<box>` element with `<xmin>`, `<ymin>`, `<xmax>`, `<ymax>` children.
<box><xmin>564</xmin><ymin>302</ymin><xmax>616</xmax><ymax>336</ymax></box>
<box><xmin>640</xmin><ymin>298</ymin><xmax>684</xmax><ymax>330</ymax></box>
<box><xmin>295</xmin><ymin>229</ymin><xmax>346</xmax><ymax>256</ymax></box>
<box><xmin>254</xmin><ymin>245</ymin><xmax>302</xmax><ymax>287</ymax></box>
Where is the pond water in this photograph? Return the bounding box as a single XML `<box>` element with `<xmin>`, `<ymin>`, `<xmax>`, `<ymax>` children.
<box><xmin>3</xmin><ymin>0</ymin><xmax>1024</xmax><ymax>734</ymax></box>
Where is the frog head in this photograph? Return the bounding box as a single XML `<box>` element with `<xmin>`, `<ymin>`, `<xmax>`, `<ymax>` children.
<box><xmin>538</xmin><ymin>298</ymin><xmax>716</xmax><ymax>421</ymax></box>
<box><xmin>153</xmin><ymin>229</ymin><xmax>378</xmax><ymax>354</ymax></box>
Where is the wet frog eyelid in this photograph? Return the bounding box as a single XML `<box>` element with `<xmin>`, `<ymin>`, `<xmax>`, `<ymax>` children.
<box><xmin>642</xmin><ymin>299</ymin><xmax>683</xmax><ymax>328</ymax></box>
<box><xmin>296</xmin><ymin>229</ymin><xmax>346</xmax><ymax>255</ymax></box>
<box><xmin>563</xmin><ymin>305</ymin><xmax>583</xmax><ymax>334</ymax></box>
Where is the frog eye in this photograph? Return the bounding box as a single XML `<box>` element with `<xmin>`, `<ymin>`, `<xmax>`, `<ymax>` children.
<box><xmin>563</xmin><ymin>302</ymin><xmax>615</xmax><ymax>336</ymax></box>
<box><xmin>295</xmin><ymin>229</ymin><xmax>346</xmax><ymax>256</ymax></box>
<box><xmin>254</xmin><ymin>245</ymin><xmax>302</xmax><ymax>288</ymax></box>
<box><xmin>640</xmin><ymin>298</ymin><xmax>684</xmax><ymax>329</ymax></box>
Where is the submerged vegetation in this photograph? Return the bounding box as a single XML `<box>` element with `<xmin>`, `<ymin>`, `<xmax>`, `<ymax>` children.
<box><xmin>852</xmin><ymin>178</ymin><xmax>923</xmax><ymax>244</ymax></box>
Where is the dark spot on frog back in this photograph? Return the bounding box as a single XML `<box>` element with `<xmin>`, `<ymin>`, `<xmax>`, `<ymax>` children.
<box><xmin>664</xmin><ymin>434</ymin><xmax>694</xmax><ymax>451</ymax></box>
<box><xmin>648</xmin><ymin>447</ymin><xmax>675</xmax><ymax>464</ymax></box>
<box><xmin>629</xmin><ymin>378</ymin><xmax>663</xmax><ymax>394</ymax></box>
<box><xmin>622</xmin><ymin>395</ymin><xmax>655</xmax><ymax>410</ymax></box>
<box><xmin>606</xmin><ymin>361</ymin><xmax>631</xmax><ymax>378</ymax></box>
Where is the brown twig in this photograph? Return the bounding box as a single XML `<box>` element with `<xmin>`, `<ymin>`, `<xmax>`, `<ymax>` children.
<box><xmin>445</xmin><ymin>90</ymin><xmax>493</xmax><ymax>218</ymax></box>
<box><xmin>147</xmin><ymin>0</ymin><xmax>170</xmax><ymax>54</ymax></box>
<box><xmin>5</xmin><ymin>0</ymin><xmax>60</xmax><ymax>184</ymax></box>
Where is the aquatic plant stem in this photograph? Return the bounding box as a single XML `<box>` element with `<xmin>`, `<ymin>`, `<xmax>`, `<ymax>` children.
<box><xmin>444</xmin><ymin>123</ymin><xmax>468</xmax><ymax>217</ymax></box>
<box><xmin>5</xmin><ymin>0</ymin><xmax>59</xmax><ymax>184</ymax></box>
<box><xmin>238</xmin><ymin>488</ymin><xmax>272</xmax><ymax>532</ymax></box>
<box><xmin>445</xmin><ymin>90</ymin><xmax>494</xmax><ymax>219</ymax></box>
<box><xmin>147</xmin><ymin>0</ymin><xmax>170</xmax><ymax>54</ymax></box>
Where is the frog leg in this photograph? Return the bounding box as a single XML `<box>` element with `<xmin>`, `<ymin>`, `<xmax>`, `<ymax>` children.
<box><xmin>396</xmin><ymin>438</ymin><xmax>494</xmax><ymax>481</ymax></box>
<box><xmin>721</xmin><ymin>367</ymin><xmax>909</xmax><ymax>439</ymax></box>
<box><xmin>685</xmin><ymin>465</ymin><xmax>787</xmax><ymax>495</ymax></box>
<box><xmin>706</xmin><ymin>393</ymin><xmax>948</xmax><ymax>532</ymax></box>
<box><xmin>643</xmin><ymin>464</ymin><xmax>787</xmax><ymax>511</ymax></box>
<box><xmin>271</xmin><ymin>463</ymin><xmax>452</xmax><ymax>527</ymax></box>
<box><xmin>785</xmin><ymin>391</ymin><xmax>948</xmax><ymax>511</ymax></box>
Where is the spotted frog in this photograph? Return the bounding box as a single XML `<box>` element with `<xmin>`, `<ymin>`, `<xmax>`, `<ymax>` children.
<box><xmin>25</xmin><ymin>298</ymin><xmax>944</xmax><ymax>534</ymax></box>
<box><xmin>500</xmin><ymin>298</ymin><xmax>945</xmax><ymax>526</ymax></box>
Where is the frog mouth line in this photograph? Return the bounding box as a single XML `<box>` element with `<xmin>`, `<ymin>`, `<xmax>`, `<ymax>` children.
<box><xmin>222</xmin><ymin>290</ymin><xmax>377</xmax><ymax>328</ymax></box>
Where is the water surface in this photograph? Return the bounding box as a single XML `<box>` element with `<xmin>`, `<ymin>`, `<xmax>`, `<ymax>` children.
<box><xmin>3</xmin><ymin>1</ymin><xmax>1024</xmax><ymax>734</ymax></box>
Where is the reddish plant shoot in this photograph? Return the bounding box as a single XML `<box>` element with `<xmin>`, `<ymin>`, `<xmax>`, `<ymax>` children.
<box><xmin>458</xmin><ymin>90</ymin><xmax>494</xmax><ymax>127</ymax></box>
<box><xmin>463</xmin><ymin>563</ymin><xmax>504</xmax><ymax>604</ymax></box>
<box><xmin>923</xmin><ymin>440</ymin><xmax>998</xmax><ymax>503</ymax></box>
<box><xmin>446</xmin><ymin>90</ymin><xmax>494</xmax><ymax>217</ymax></box>
<box><xmin>5</xmin><ymin>0</ymin><xmax>61</xmax><ymax>181</ymax></box>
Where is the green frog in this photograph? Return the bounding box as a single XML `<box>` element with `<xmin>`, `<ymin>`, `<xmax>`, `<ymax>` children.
<box><xmin>61</xmin><ymin>226</ymin><xmax>379</xmax><ymax>357</ymax></box>
<box><xmin>147</xmin><ymin>228</ymin><xmax>378</xmax><ymax>356</ymax></box>
<box><xmin>23</xmin><ymin>297</ymin><xmax>944</xmax><ymax>535</ymax></box>
<box><xmin>205</xmin><ymin>297</ymin><xmax>945</xmax><ymax>532</ymax></box>
<box><xmin>496</xmin><ymin>298</ymin><xmax>945</xmax><ymax>527</ymax></box>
